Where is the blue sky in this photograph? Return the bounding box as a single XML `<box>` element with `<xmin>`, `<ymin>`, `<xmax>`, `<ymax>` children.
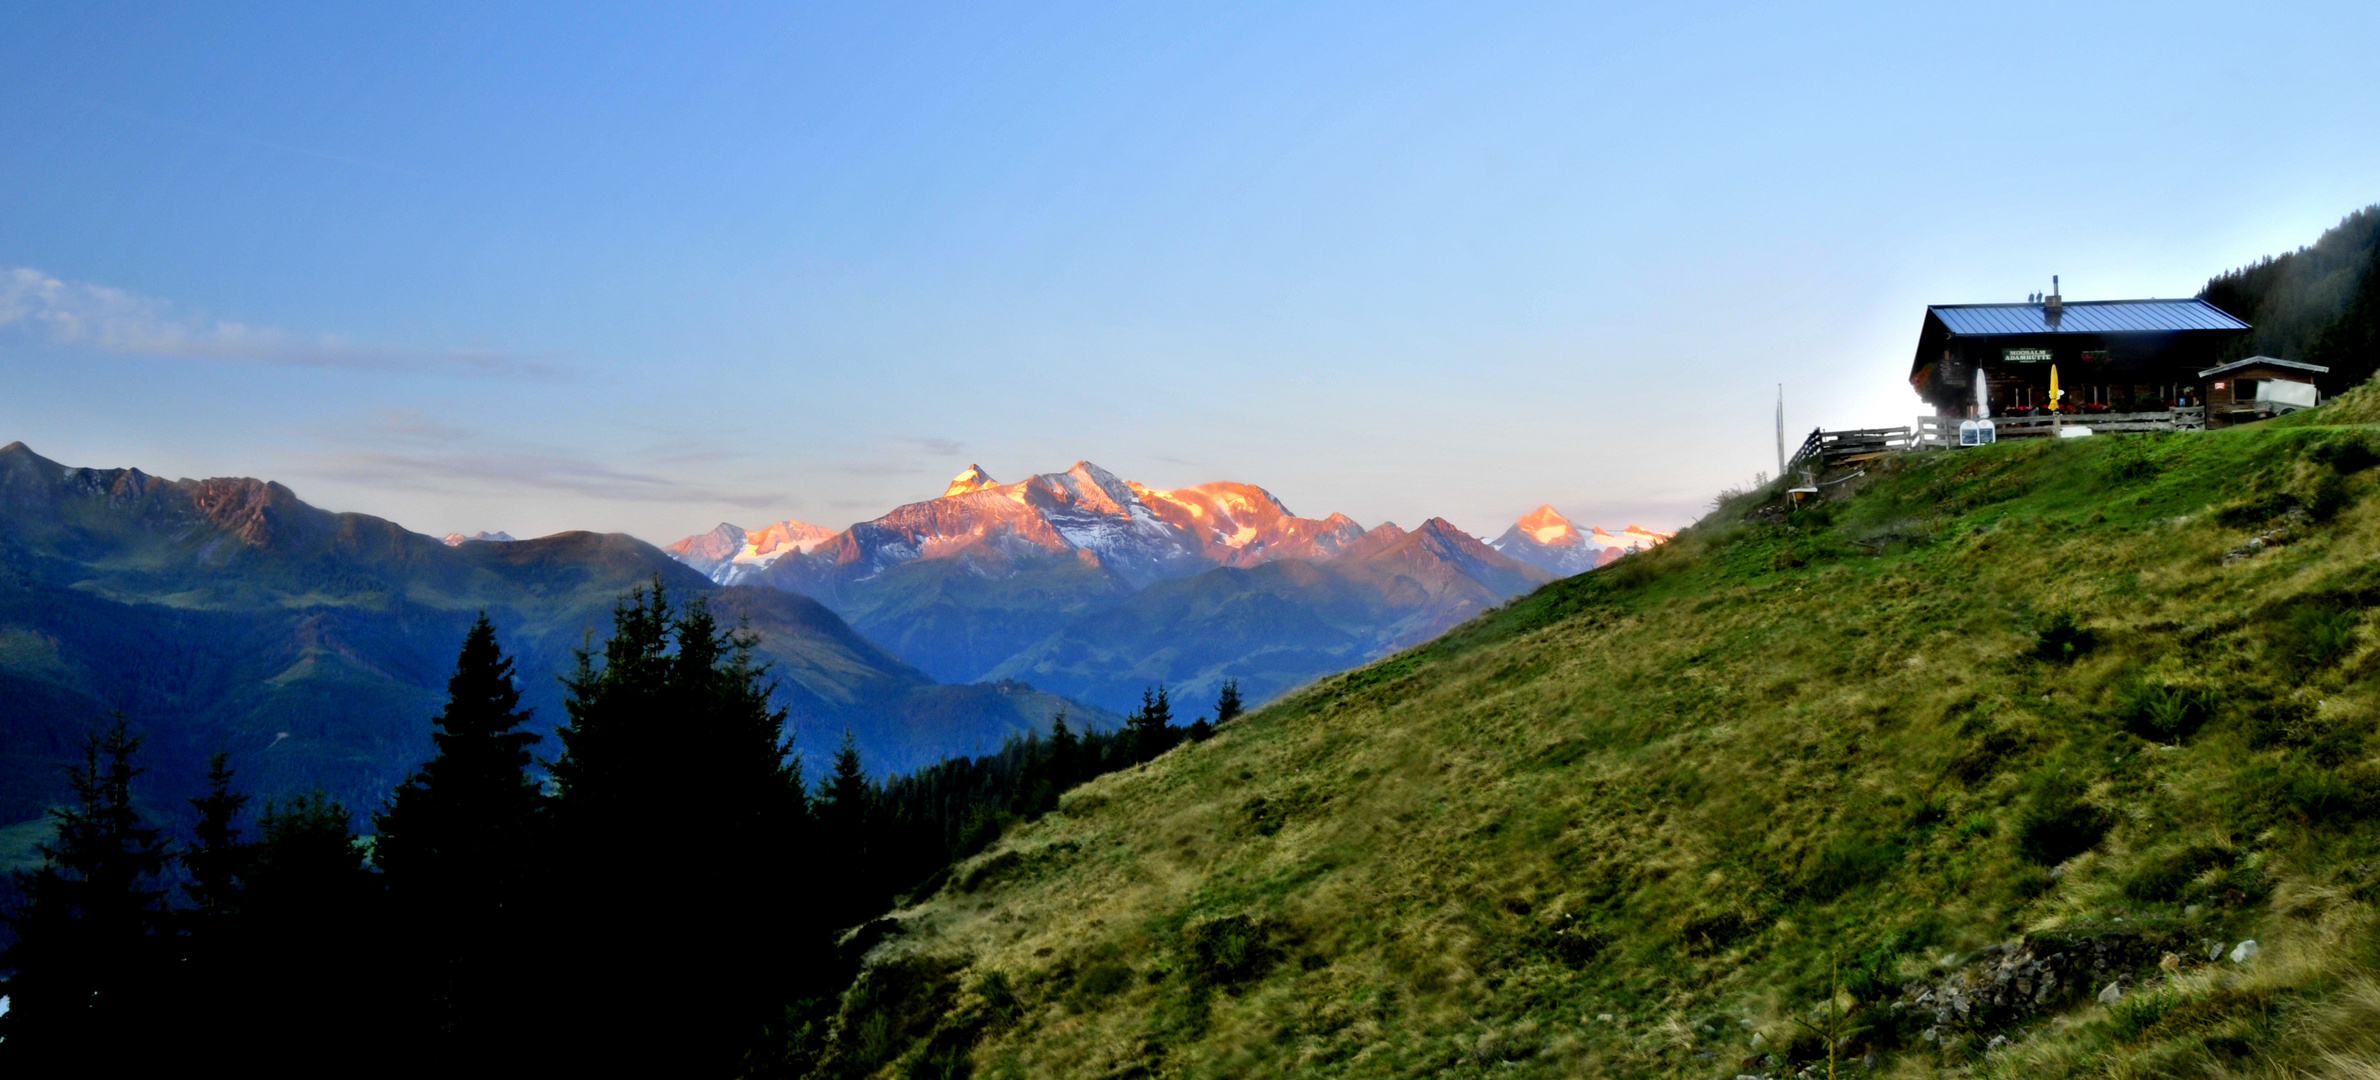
<box><xmin>2</xmin><ymin>1</ymin><xmax>2375</xmax><ymax>542</ymax></box>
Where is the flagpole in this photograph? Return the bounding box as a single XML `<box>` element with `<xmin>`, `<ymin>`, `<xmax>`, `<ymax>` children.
<box><xmin>1775</xmin><ymin>384</ymin><xmax>1785</xmax><ymax>479</ymax></box>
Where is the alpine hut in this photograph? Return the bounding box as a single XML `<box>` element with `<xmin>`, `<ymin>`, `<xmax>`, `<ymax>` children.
<box><xmin>1910</xmin><ymin>282</ymin><xmax>2254</xmax><ymax>422</ymax></box>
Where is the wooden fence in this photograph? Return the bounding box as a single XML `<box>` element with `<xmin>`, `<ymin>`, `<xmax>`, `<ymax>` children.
<box><xmin>1912</xmin><ymin>408</ymin><xmax>2206</xmax><ymax>449</ymax></box>
<box><xmin>1785</xmin><ymin>426</ymin><xmax>1918</xmax><ymax>476</ymax></box>
<box><xmin>1790</xmin><ymin>408</ymin><xmax>2209</xmax><ymax>477</ymax></box>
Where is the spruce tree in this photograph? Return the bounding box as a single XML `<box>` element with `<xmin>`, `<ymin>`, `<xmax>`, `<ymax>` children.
<box><xmin>163</xmin><ymin>752</ymin><xmax>253</xmax><ymax>1060</ymax></box>
<box><xmin>816</xmin><ymin>731</ymin><xmax>873</xmax><ymax>923</ymax></box>
<box><xmin>540</xmin><ymin>580</ymin><xmax>810</xmax><ymax>1074</ymax></box>
<box><xmin>373</xmin><ymin>613</ymin><xmax>544</xmax><ymax>1057</ymax></box>
<box><xmin>1047</xmin><ymin>712</ymin><xmax>1079</xmax><ymax>789</ymax></box>
<box><xmin>1128</xmin><ymin>685</ymin><xmax>1177</xmax><ymax>761</ymax></box>
<box><xmin>183</xmin><ymin>752</ymin><xmax>250</xmax><ymax>916</ymax></box>
<box><xmin>375</xmin><ymin>613</ymin><xmax>541</xmax><ymax>884</ymax></box>
<box><xmin>240</xmin><ymin>792</ymin><xmax>409</xmax><ymax>1072</ymax></box>
<box><xmin>1214</xmin><ymin>678</ymin><xmax>1244</xmax><ymax>725</ymax></box>
<box><xmin>0</xmin><ymin>719</ymin><xmax>173</xmax><ymax>1064</ymax></box>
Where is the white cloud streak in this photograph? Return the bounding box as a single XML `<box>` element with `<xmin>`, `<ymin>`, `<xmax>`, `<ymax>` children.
<box><xmin>290</xmin><ymin>409</ymin><xmax>781</xmax><ymax>508</ymax></box>
<box><xmin>0</xmin><ymin>266</ymin><xmax>561</xmax><ymax>377</ymax></box>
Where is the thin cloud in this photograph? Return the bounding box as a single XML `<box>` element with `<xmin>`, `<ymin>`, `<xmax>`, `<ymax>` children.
<box><xmin>904</xmin><ymin>437</ymin><xmax>968</xmax><ymax>456</ymax></box>
<box><xmin>313</xmin><ymin>449</ymin><xmax>780</xmax><ymax>507</ymax></box>
<box><xmin>0</xmin><ymin>266</ymin><xmax>563</xmax><ymax>377</ymax></box>
<box><xmin>839</xmin><ymin>461</ymin><xmax>928</xmax><ymax>477</ymax></box>
<box><xmin>291</xmin><ymin>412</ymin><xmax>779</xmax><ymax>507</ymax></box>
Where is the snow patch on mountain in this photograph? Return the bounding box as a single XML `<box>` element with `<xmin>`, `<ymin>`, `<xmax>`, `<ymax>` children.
<box><xmin>665</xmin><ymin>519</ymin><xmax>838</xmax><ymax>584</ymax></box>
<box><xmin>1130</xmin><ymin>480</ymin><xmax>1367</xmax><ymax>566</ymax></box>
<box><xmin>441</xmin><ymin>531</ymin><xmax>516</xmax><ymax>546</ymax></box>
<box><xmin>1491</xmin><ymin>505</ymin><xmax>1674</xmax><ymax>577</ymax></box>
<box><xmin>943</xmin><ymin>464</ymin><xmax>1000</xmax><ymax>496</ymax></box>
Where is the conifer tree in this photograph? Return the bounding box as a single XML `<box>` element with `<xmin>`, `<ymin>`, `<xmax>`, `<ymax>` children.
<box><xmin>816</xmin><ymin>731</ymin><xmax>874</xmax><ymax>922</ymax></box>
<box><xmin>375</xmin><ymin>613</ymin><xmax>542</xmax><ymax>886</ymax></box>
<box><xmin>373</xmin><ymin>613</ymin><xmax>544</xmax><ymax>1057</ymax></box>
<box><xmin>163</xmin><ymin>752</ymin><xmax>254</xmax><ymax>1060</ymax></box>
<box><xmin>820</xmin><ymin>730</ymin><xmax>870</xmax><ymax>830</ymax></box>
<box><xmin>0</xmin><ymin>719</ymin><xmax>173</xmax><ymax>1063</ymax></box>
<box><xmin>1214</xmin><ymin>678</ymin><xmax>1244</xmax><ymax>725</ymax></box>
<box><xmin>183</xmin><ymin>752</ymin><xmax>250</xmax><ymax>916</ymax></box>
<box><xmin>1047</xmin><ymin>712</ymin><xmax>1079</xmax><ymax>788</ymax></box>
<box><xmin>540</xmin><ymin>580</ymin><xmax>810</xmax><ymax>1074</ymax></box>
<box><xmin>1128</xmin><ymin>685</ymin><xmax>1176</xmax><ymax>760</ymax></box>
<box><xmin>240</xmin><ymin>792</ymin><xmax>387</xmax><ymax>1069</ymax></box>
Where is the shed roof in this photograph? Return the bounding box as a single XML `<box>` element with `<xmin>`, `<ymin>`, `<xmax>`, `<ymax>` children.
<box><xmin>2199</xmin><ymin>355</ymin><xmax>2330</xmax><ymax>378</ymax></box>
<box><xmin>1929</xmin><ymin>298</ymin><xmax>2248</xmax><ymax>336</ymax></box>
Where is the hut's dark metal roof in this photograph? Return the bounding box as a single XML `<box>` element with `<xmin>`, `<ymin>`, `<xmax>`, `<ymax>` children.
<box><xmin>1929</xmin><ymin>298</ymin><xmax>2248</xmax><ymax>336</ymax></box>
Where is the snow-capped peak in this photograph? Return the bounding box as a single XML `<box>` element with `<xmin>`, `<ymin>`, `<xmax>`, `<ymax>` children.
<box><xmin>944</xmin><ymin>464</ymin><xmax>1000</xmax><ymax>497</ymax></box>
<box><xmin>441</xmin><ymin>531</ymin><xmax>516</xmax><ymax>546</ymax></box>
<box><xmin>664</xmin><ymin>519</ymin><xmax>840</xmax><ymax>584</ymax></box>
<box><xmin>1513</xmin><ymin>504</ymin><xmax>1578</xmax><ymax>546</ymax></box>
<box><xmin>1492</xmin><ymin>508</ymin><xmax>1674</xmax><ymax>577</ymax></box>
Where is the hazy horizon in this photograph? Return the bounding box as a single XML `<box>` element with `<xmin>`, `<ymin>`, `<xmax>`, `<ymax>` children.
<box><xmin>4</xmin><ymin>1</ymin><xmax>2376</xmax><ymax>544</ymax></box>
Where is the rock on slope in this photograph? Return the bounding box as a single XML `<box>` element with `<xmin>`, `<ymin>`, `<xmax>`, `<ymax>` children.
<box><xmin>789</xmin><ymin>415</ymin><xmax>2380</xmax><ymax>1078</ymax></box>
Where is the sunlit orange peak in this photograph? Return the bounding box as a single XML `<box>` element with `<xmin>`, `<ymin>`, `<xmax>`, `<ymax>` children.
<box><xmin>943</xmin><ymin>463</ymin><xmax>1001</xmax><ymax>497</ymax></box>
<box><xmin>1515</xmin><ymin>504</ymin><xmax>1578</xmax><ymax>545</ymax></box>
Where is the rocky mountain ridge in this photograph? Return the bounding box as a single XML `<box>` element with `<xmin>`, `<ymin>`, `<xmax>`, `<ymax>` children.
<box><xmin>1489</xmin><ymin>503</ymin><xmax>1673</xmax><ymax>576</ymax></box>
<box><xmin>661</xmin><ymin>463</ymin><xmax>1637</xmax><ymax>711</ymax></box>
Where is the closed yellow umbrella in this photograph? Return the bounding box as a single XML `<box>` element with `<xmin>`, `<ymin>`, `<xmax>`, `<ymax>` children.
<box><xmin>2047</xmin><ymin>364</ymin><xmax>2061</xmax><ymax>412</ymax></box>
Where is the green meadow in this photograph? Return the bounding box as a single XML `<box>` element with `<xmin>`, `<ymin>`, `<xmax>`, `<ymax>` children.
<box><xmin>787</xmin><ymin>390</ymin><xmax>2380</xmax><ymax>1079</ymax></box>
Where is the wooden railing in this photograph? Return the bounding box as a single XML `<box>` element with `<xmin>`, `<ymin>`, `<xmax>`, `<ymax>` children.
<box><xmin>1982</xmin><ymin>408</ymin><xmax>2206</xmax><ymax>437</ymax></box>
<box><xmin>1795</xmin><ymin>408</ymin><xmax>2206</xmax><ymax>477</ymax></box>
<box><xmin>1785</xmin><ymin>426</ymin><xmax>1916</xmax><ymax>476</ymax></box>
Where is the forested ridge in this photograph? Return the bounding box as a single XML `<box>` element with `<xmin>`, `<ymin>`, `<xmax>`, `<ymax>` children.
<box><xmin>2201</xmin><ymin>204</ymin><xmax>2380</xmax><ymax>391</ymax></box>
<box><xmin>0</xmin><ymin>579</ymin><xmax>1232</xmax><ymax>1075</ymax></box>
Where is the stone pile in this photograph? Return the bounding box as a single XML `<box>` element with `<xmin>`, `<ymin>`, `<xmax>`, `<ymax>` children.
<box><xmin>1892</xmin><ymin>931</ymin><xmax>2171</xmax><ymax>1036</ymax></box>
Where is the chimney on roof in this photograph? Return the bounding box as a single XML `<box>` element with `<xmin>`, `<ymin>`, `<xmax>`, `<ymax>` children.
<box><xmin>2045</xmin><ymin>275</ymin><xmax>2063</xmax><ymax>322</ymax></box>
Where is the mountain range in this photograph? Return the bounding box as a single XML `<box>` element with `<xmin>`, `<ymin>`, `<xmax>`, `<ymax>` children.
<box><xmin>0</xmin><ymin>442</ymin><xmax>1112</xmax><ymax>836</ymax></box>
<box><xmin>662</xmin><ymin>463</ymin><xmax>1667</xmax><ymax>715</ymax></box>
<box><xmin>0</xmin><ymin>441</ymin><xmax>1663</xmax><ymax>843</ymax></box>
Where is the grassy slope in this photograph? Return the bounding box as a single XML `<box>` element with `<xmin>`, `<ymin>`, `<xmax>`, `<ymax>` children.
<box><xmin>810</xmin><ymin>413</ymin><xmax>2380</xmax><ymax>1080</ymax></box>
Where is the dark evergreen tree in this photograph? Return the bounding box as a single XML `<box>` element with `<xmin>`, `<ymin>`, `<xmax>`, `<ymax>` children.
<box><xmin>373</xmin><ymin>613</ymin><xmax>544</xmax><ymax>1059</ymax></box>
<box><xmin>820</xmin><ymin>731</ymin><xmax>870</xmax><ymax>830</ymax></box>
<box><xmin>540</xmin><ymin>580</ymin><xmax>811</xmax><ymax>1074</ymax></box>
<box><xmin>1186</xmin><ymin>715</ymin><xmax>1214</xmax><ymax>742</ymax></box>
<box><xmin>1127</xmin><ymin>685</ymin><xmax>1177</xmax><ymax>760</ymax></box>
<box><xmin>1047</xmin><ymin>712</ymin><xmax>1080</xmax><ymax>788</ymax></box>
<box><xmin>815</xmin><ymin>731</ymin><xmax>875</xmax><ymax>924</ymax></box>
<box><xmin>249</xmin><ymin>792</ymin><xmax>374</xmax><ymax>911</ymax></box>
<box><xmin>1214</xmin><ymin>678</ymin><xmax>1244</xmax><ymax>725</ymax></box>
<box><xmin>0</xmin><ymin>720</ymin><xmax>173</xmax><ymax>1066</ymax></box>
<box><xmin>183</xmin><ymin>751</ymin><xmax>250</xmax><ymax>916</ymax></box>
<box><xmin>376</xmin><ymin>613</ymin><xmax>541</xmax><ymax>883</ymax></box>
<box><xmin>161</xmin><ymin>751</ymin><xmax>255</xmax><ymax>1061</ymax></box>
<box><xmin>236</xmin><ymin>790</ymin><xmax>393</xmax><ymax>1069</ymax></box>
